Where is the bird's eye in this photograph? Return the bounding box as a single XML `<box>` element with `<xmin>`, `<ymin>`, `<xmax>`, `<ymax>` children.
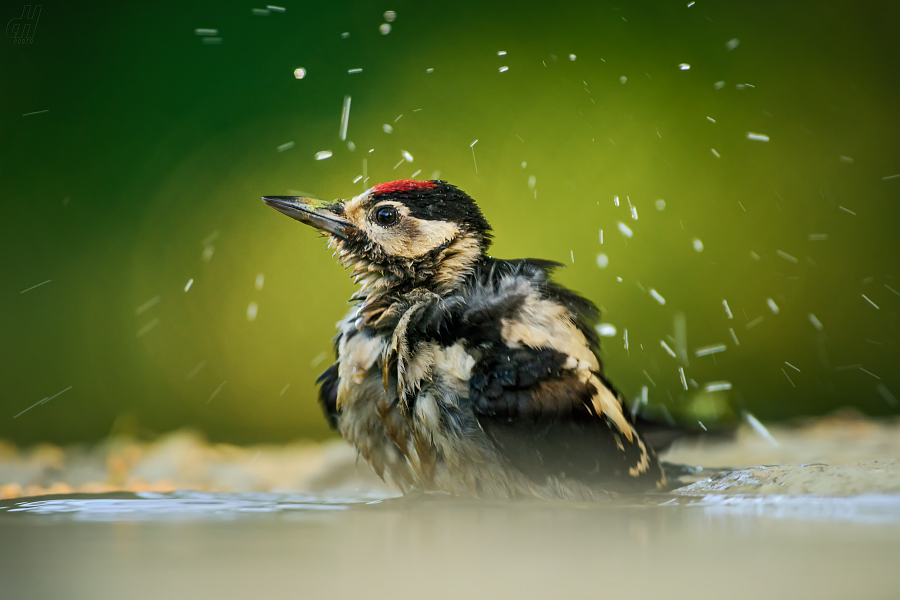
<box><xmin>374</xmin><ymin>206</ymin><xmax>398</xmax><ymax>227</ymax></box>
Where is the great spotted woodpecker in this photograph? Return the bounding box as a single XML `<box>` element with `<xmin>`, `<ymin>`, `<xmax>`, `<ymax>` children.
<box><xmin>263</xmin><ymin>180</ymin><xmax>668</xmax><ymax>499</ymax></box>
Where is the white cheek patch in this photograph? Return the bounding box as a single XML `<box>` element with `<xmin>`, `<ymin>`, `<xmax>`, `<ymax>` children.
<box><xmin>346</xmin><ymin>194</ymin><xmax>461</xmax><ymax>259</ymax></box>
<box><xmin>366</xmin><ymin>205</ymin><xmax>460</xmax><ymax>259</ymax></box>
<box><xmin>391</xmin><ymin>217</ymin><xmax>459</xmax><ymax>258</ymax></box>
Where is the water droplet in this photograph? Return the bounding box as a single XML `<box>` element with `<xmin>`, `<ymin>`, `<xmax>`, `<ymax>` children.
<box><xmin>747</xmin><ymin>132</ymin><xmax>770</xmax><ymax>142</ymax></box>
<box><xmin>596</xmin><ymin>323</ymin><xmax>617</xmax><ymax>337</ymax></box>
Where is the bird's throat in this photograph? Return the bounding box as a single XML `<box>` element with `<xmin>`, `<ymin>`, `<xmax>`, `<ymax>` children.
<box><xmin>326</xmin><ymin>233</ymin><xmax>485</xmax><ymax>329</ymax></box>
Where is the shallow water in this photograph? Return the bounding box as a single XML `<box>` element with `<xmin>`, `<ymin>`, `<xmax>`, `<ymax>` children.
<box><xmin>3</xmin><ymin>491</ymin><xmax>900</xmax><ymax>600</ymax></box>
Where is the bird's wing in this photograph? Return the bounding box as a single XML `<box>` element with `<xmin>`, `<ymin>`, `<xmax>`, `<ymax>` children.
<box><xmin>376</xmin><ymin>258</ymin><xmax>666</xmax><ymax>488</ymax></box>
<box><xmin>469</xmin><ymin>344</ymin><xmax>666</xmax><ymax>488</ymax></box>
<box><xmin>316</xmin><ymin>363</ymin><xmax>340</xmax><ymax>429</ymax></box>
<box><xmin>458</xmin><ymin>260</ymin><xmax>665</xmax><ymax>488</ymax></box>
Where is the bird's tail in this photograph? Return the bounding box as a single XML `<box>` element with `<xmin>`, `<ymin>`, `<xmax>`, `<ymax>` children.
<box><xmin>633</xmin><ymin>412</ymin><xmax>736</xmax><ymax>453</ymax></box>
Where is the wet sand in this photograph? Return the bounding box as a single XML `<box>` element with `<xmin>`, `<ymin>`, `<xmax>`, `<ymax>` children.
<box><xmin>3</xmin><ymin>413</ymin><xmax>900</xmax><ymax>498</ymax></box>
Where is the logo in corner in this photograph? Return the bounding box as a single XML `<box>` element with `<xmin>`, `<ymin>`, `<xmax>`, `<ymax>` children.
<box><xmin>7</xmin><ymin>5</ymin><xmax>41</xmax><ymax>44</ymax></box>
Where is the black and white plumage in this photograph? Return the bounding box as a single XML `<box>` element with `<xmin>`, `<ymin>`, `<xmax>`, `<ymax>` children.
<box><xmin>263</xmin><ymin>180</ymin><xmax>668</xmax><ymax>499</ymax></box>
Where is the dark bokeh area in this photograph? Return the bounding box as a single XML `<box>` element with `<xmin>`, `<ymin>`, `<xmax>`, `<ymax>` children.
<box><xmin>2</xmin><ymin>0</ymin><xmax>899</xmax><ymax>446</ymax></box>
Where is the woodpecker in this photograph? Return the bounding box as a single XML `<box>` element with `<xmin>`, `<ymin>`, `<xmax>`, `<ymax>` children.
<box><xmin>263</xmin><ymin>180</ymin><xmax>668</xmax><ymax>499</ymax></box>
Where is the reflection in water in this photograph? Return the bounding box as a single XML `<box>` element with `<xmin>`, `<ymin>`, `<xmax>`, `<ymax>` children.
<box><xmin>2</xmin><ymin>491</ymin><xmax>357</xmax><ymax>521</ymax></box>
<box><xmin>0</xmin><ymin>491</ymin><xmax>396</xmax><ymax>519</ymax></box>
<box><xmin>3</xmin><ymin>491</ymin><xmax>900</xmax><ymax>600</ymax></box>
<box><xmin>690</xmin><ymin>494</ymin><xmax>900</xmax><ymax>525</ymax></box>
<box><xmin>3</xmin><ymin>490</ymin><xmax>900</xmax><ymax>524</ymax></box>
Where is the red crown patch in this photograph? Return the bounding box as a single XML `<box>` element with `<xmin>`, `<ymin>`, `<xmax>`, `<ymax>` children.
<box><xmin>372</xmin><ymin>179</ymin><xmax>438</xmax><ymax>196</ymax></box>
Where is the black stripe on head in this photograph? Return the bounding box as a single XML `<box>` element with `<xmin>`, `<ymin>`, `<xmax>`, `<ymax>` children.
<box><xmin>371</xmin><ymin>180</ymin><xmax>492</xmax><ymax>241</ymax></box>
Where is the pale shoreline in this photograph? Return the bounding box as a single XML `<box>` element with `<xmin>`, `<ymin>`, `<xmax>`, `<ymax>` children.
<box><xmin>2</xmin><ymin>413</ymin><xmax>899</xmax><ymax>499</ymax></box>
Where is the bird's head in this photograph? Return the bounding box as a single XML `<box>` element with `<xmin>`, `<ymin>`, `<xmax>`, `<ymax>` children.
<box><xmin>263</xmin><ymin>180</ymin><xmax>492</xmax><ymax>296</ymax></box>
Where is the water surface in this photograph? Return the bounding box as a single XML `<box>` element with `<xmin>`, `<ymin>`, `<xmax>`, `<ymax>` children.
<box><xmin>3</xmin><ymin>491</ymin><xmax>899</xmax><ymax>600</ymax></box>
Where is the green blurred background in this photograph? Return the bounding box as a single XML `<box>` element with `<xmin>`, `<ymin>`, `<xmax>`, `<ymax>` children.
<box><xmin>2</xmin><ymin>0</ymin><xmax>899</xmax><ymax>446</ymax></box>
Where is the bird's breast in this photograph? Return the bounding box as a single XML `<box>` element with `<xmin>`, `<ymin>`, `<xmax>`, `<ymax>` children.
<box><xmin>336</xmin><ymin>326</ymin><xmax>388</xmax><ymax>409</ymax></box>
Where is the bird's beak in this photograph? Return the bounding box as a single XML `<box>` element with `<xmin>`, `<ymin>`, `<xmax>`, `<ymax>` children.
<box><xmin>262</xmin><ymin>196</ymin><xmax>352</xmax><ymax>239</ymax></box>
